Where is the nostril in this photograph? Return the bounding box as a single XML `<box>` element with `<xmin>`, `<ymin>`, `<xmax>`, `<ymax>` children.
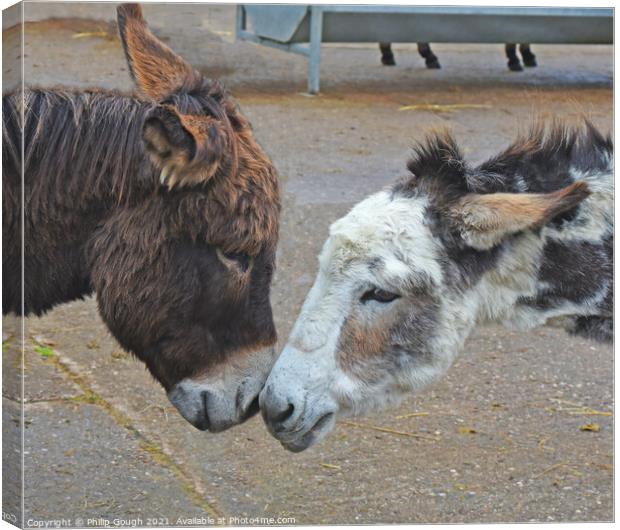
<box><xmin>272</xmin><ymin>402</ymin><xmax>295</xmax><ymax>424</ymax></box>
<box><xmin>193</xmin><ymin>390</ymin><xmax>210</xmax><ymax>431</ymax></box>
<box><xmin>262</xmin><ymin>388</ymin><xmax>303</xmax><ymax>430</ymax></box>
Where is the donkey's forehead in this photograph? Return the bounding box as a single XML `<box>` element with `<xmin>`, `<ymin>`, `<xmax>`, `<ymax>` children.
<box><xmin>323</xmin><ymin>191</ymin><xmax>443</xmax><ymax>283</ymax></box>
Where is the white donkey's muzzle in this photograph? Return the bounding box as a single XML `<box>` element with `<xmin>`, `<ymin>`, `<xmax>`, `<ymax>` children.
<box><xmin>259</xmin><ymin>345</ymin><xmax>338</xmax><ymax>451</ymax></box>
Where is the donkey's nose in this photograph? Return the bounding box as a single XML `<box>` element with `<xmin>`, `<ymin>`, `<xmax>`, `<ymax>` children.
<box><xmin>168</xmin><ymin>383</ymin><xmax>211</xmax><ymax>431</ymax></box>
<box><xmin>260</xmin><ymin>384</ymin><xmax>303</xmax><ymax>432</ymax></box>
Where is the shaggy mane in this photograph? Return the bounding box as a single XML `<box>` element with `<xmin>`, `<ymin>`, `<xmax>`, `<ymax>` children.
<box><xmin>3</xmin><ymin>87</ymin><xmax>157</xmax><ymax>213</ymax></box>
<box><xmin>476</xmin><ymin>119</ymin><xmax>613</xmax><ymax>194</ymax></box>
<box><xmin>395</xmin><ymin>120</ymin><xmax>613</xmax><ymax>205</ymax></box>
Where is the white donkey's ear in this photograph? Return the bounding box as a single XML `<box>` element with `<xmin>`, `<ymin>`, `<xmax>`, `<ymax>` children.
<box><xmin>449</xmin><ymin>181</ymin><xmax>590</xmax><ymax>250</ymax></box>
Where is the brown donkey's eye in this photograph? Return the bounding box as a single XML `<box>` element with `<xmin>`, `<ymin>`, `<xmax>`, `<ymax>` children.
<box><xmin>226</xmin><ymin>252</ymin><xmax>251</xmax><ymax>272</ymax></box>
<box><xmin>216</xmin><ymin>248</ymin><xmax>252</xmax><ymax>273</ymax></box>
<box><xmin>361</xmin><ymin>288</ymin><xmax>400</xmax><ymax>304</ymax></box>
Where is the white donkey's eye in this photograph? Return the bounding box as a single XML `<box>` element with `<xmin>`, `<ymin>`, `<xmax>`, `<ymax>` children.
<box><xmin>361</xmin><ymin>288</ymin><xmax>400</xmax><ymax>304</ymax></box>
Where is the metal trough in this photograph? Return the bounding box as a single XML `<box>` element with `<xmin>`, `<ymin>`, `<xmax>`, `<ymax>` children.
<box><xmin>235</xmin><ymin>5</ymin><xmax>613</xmax><ymax>93</ymax></box>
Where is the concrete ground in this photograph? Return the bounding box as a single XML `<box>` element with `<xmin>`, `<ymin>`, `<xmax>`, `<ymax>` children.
<box><xmin>2</xmin><ymin>3</ymin><xmax>613</xmax><ymax>526</ymax></box>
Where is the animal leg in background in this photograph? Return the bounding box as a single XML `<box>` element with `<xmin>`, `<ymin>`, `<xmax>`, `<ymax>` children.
<box><xmin>505</xmin><ymin>44</ymin><xmax>537</xmax><ymax>71</ymax></box>
<box><xmin>379</xmin><ymin>42</ymin><xmax>396</xmax><ymax>66</ymax></box>
<box><xmin>379</xmin><ymin>42</ymin><xmax>441</xmax><ymax>69</ymax></box>
<box><xmin>519</xmin><ymin>43</ymin><xmax>537</xmax><ymax>67</ymax></box>
<box><xmin>505</xmin><ymin>43</ymin><xmax>523</xmax><ymax>71</ymax></box>
<box><xmin>417</xmin><ymin>42</ymin><xmax>441</xmax><ymax>69</ymax></box>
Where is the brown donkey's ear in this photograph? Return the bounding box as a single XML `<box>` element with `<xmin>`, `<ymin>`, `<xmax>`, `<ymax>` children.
<box><xmin>143</xmin><ymin>106</ymin><xmax>232</xmax><ymax>189</ymax></box>
<box><xmin>117</xmin><ymin>3</ymin><xmax>199</xmax><ymax>101</ymax></box>
<box><xmin>449</xmin><ymin>181</ymin><xmax>590</xmax><ymax>250</ymax></box>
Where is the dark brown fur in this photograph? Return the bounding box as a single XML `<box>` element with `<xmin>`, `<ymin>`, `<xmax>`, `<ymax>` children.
<box><xmin>2</xmin><ymin>4</ymin><xmax>281</xmax><ymax>390</ymax></box>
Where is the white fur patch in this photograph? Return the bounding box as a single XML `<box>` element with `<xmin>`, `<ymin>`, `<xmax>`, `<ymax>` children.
<box><xmin>265</xmin><ymin>190</ymin><xmax>448</xmax><ymax>425</ymax></box>
<box><xmin>327</xmin><ymin>190</ymin><xmax>444</xmax><ymax>286</ymax></box>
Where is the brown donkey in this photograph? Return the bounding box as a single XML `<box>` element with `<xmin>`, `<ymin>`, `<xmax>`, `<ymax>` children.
<box><xmin>2</xmin><ymin>4</ymin><xmax>281</xmax><ymax>432</ymax></box>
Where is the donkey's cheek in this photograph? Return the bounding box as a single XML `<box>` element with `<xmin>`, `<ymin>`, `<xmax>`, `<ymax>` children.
<box><xmin>336</xmin><ymin>316</ymin><xmax>392</xmax><ymax>377</ymax></box>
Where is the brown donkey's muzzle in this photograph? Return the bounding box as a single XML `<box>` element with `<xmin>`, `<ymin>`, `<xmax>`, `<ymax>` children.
<box><xmin>167</xmin><ymin>345</ymin><xmax>276</xmax><ymax>432</ymax></box>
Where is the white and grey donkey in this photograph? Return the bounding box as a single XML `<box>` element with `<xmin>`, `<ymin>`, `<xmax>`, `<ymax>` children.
<box><xmin>261</xmin><ymin>121</ymin><xmax>613</xmax><ymax>452</ymax></box>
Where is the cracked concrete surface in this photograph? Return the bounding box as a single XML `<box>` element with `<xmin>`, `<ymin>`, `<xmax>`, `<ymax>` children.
<box><xmin>2</xmin><ymin>3</ymin><xmax>613</xmax><ymax>526</ymax></box>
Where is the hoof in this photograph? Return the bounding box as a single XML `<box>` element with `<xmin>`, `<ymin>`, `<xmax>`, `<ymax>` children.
<box><xmin>523</xmin><ymin>57</ymin><xmax>537</xmax><ymax>67</ymax></box>
<box><xmin>381</xmin><ymin>55</ymin><xmax>396</xmax><ymax>66</ymax></box>
<box><xmin>508</xmin><ymin>60</ymin><xmax>523</xmax><ymax>72</ymax></box>
<box><xmin>426</xmin><ymin>59</ymin><xmax>441</xmax><ymax>69</ymax></box>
